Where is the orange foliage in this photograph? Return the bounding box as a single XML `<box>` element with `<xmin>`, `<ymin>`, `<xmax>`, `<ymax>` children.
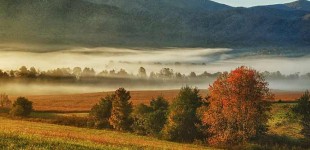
<box><xmin>202</xmin><ymin>66</ymin><xmax>274</xmax><ymax>145</ymax></box>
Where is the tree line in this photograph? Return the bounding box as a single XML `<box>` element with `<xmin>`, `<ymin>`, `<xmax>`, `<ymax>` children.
<box><xmin>0</xmin><ymin>66</ymin><xmax>309</xmax><ymax>147</ymax></box>
<box><xmin>0</xmin><ymin>66</ymin><xmax>309</xmax><ymax>81</ymax></box>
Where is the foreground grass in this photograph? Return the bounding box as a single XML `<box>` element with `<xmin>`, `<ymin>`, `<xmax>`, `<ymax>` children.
<box><xmin>0</xmin><ymin>117</ymin><xmax>212</xmax><ymax>150</ymax></box>
<box><xmin>0</xmin><ymin>103</ymin><xmax>305</xmax><ymax>149</ymax></box>
<box><xmin>0</xmin><ymin>132</ymin><xmax>119</xmax><ymax>150</ymax></box>
<box><xmin>268</xmin><ymin>103</ymin><xmax>303</xmax><ymax>138</ymax></box>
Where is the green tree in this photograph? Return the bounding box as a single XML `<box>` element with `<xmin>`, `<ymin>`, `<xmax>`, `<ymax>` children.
<box><xmin>162</xmin><ymin>86</ymin><xmax>203</xmax><ymax>142</ymax></box>
<box><xmin>10</xmin><ymin>97</ymin><xmax>33</xmax><ymax>117</ymax></box>
<box><xmin>132</xmin><ymin>104</ymin><xmax>153</xmax><ymax>135</ymax></box>
<box><xmin>292</xmin><ymin>90</ymin><xmax>310</xmax><ymax>138</ymax></box>
<box><xmin>109</xmin><ymin>88</ymin><xmax>133</xmax><ymax>131</ymax></box>
<box><xmin>89</xmin><ymin>95</ymin><xmax>113</xmax><ymax>128</ymax></box>
<box><xmin>132</xmin><ymin>96</ymin><xmax>169</xmax><ymax>136</ymax></box>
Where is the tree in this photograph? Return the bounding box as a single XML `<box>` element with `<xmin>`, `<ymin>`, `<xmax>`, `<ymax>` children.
<box><xmin>292</xmin><ymin>90</ymin><xmax>310</xmax><ymax>138</ymax></box>
<box><xmin>89</xmin><ymin>95</ymin><xmax>113</xmax><ymax>128</ymax></box>
<box><xmin>201</xmin><ymin>66</ymin><xmax>273</xmax><ymax>146</ymax></box>
<box><xmin>10</xmin><ymin>97</ymin><xmax>33</xmax><ymax>117</ymax></box>
<box><xmin>117</xmin><ymin>69</ymin><xmax>129</xmax><ymax>77</ymax></box>
<box><xmin>109</xmin><ymin>88</ymin><xmax>133</xmax><ymax>131</ymax></box>
<box><xmin>162</xmin><ymin>86</ymin><xmax>203</xmax><ymax>142</ymax></box>
<box><xmin>73</xmin><ymin>67</ymin><xmax>82</xmax><ymax>79</ymax></box>
<box><xmin>0</xmin><ymin>93</ymin><xmax>11</xmax><ymax>108</ymax></box>
<box><xmin>132</xmin><ymin>96</ymin><xmax>169</xmax><ymax>136</ymax></box>
<box><xmin>189</xmin><ymin>72</ymin><xmax>197</xmax><ymax>78</ymax></box>
<box><xmin>28</xmin><ymin>67</ymin><xmax>37</xmax><ymax>78</ymax></box>
<box><xmin>18</xmin><ymin>66</ymin><xmax>29</xmax><ymax>77</ymax></box>
<box><xmin>132</xmin><ymin>104</ymin><xmax>153</xmax><ymax>135</ymax></box>
<box><xmin>81</xmin><ymin>67</ymin><xmax>96</xmax><ymax>77</ymax></box>
<box><xmin>138</xmin><ymin>67</ymin><xmax>147</xmax><ymax>78</ymax></box>
<box><xmin>159</xmin><ymin>68</ymin><xmax>174</xmax><ymax>79</ymax></box>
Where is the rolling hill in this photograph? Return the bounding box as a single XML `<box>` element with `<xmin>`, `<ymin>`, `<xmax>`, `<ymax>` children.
<box><xmin>0</xmin><ymin>0</ymin><xmax>309</xmax><ymax>48</ymax></box>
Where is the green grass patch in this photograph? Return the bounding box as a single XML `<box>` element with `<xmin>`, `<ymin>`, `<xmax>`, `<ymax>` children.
<box><xmin>0</xmin><ymin>132</ymin><xmax>121</xmax><ymax>150</ymax></box>
<box><xmin>268</xmin><ymin>103</ymin><xmax>303</xmax><ymax>138</ymax></box>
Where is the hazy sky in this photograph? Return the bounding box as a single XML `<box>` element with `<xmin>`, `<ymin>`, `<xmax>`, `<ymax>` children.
<box><xmin>213</xmin><ymin>0</ymin><xmax>297</xmax><ymax>7</ymax></box>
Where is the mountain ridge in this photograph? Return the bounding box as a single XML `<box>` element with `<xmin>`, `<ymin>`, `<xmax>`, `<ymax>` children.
<box><xmin>267</xmin><ymin>0</ymin><xmax>310</xmax><ymax>11</ymax></box>
<box><xmin>0</xmin><ymin>0</ymin><xmax>309</xmax><ymax>48</ymax></box>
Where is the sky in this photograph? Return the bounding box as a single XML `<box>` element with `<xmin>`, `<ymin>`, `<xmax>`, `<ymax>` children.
<box><xmin>213</xmin><ymin>0</ymin><xmax>298</xmax><ymax>7</ymax></box>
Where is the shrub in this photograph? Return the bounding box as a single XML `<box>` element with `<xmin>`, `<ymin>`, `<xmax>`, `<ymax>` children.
<box><xmin>292</xmin><ymin>90</ymin><xmax>310</xmax><ymax>138</ymax></box>
<box><xmin>52</xmin><ymin>116</ymin><xmax>89</xmax><ymax>128</ymax></box>
<box><xmin>0</xmin><ymin>93</ymin><xmax>11</xmax><ymax>108</ymax></box>
<box><xmin>9</xmin><ymin>105</ymin><xmax>24</xmax><ymax>116</ymax></box>
<box><xmin>10</xmin><ymin>97</ymin><xmax>33</xmax><ymax>117</ymax></box>
<box><xmin>201</xmin><ymin>66</ymin><xmax>273</xmax><ymax>146</ymax></box>
<box><xmin>162</xmin><ymin>86</ymin><xmax>204</xmax><ymax>142</ymax></box>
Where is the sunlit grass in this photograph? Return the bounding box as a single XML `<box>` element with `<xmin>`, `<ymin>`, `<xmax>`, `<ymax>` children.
<box><xmin>0</xmin><ymin>117</ymin><xmax>212</xmax><ymax>150</ymax></box>
<box><xmin>268</xmin><ymin>103</ymin><xmax>303</xmax><ymax>138</ymax></box>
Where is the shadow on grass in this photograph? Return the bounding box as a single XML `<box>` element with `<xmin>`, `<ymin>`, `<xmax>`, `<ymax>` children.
<box><xmin>246</xmin><ymin>134</ymin><xmax>310</xmax><ymax>150</ymax></box>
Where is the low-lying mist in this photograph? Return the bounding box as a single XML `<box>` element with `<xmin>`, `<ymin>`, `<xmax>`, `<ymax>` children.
<box><xmin>0</xmin><ymin>43</ymin><xmax>309</xmax><ymax>95</ymax></box>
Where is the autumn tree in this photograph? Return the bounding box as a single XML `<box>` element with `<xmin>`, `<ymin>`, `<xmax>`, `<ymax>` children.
<box><xmin>292</xmin><ymin>90</ymin><xmax>310</xmax><ymax>138</ymax></box>
<box><xmin>201</xmin><ymin>66</ymin><xmax>273</xmax><ymax>146</ymax></box>
<box><xmin>162</xmin><ymin>86</ymin><xmax>203</xmax><ymax>142</ymax></box>
<box><xmin>89</xmin><ymin>95</ymin><xmax>113</xmax><ymax>128</ymax></box>
<box><xmin>109</xmin><ymin>88</ymin><xmax>133</xmax><ymax>131</ymax></box>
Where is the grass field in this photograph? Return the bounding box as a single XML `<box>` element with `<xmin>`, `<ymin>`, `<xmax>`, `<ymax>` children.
<box><xmin>268</xmin><ymin>103</ymin><xmax>303</xmax><ymax>138</ymax></box>
<box><xmin>0</xmin><ymin>117</ymin><xmax>212</xmax><ymax>150</ymax></box>
<box><xmin>0</xmin><ymin>102</ymin><xmax>306</xmax><ymax>150</ymax></box>
<box><xmin>2</xmin><ymin>90</ymin><xmax>307</xmax><ymax>149</ymax></box>
<box><xmin>9</xmin><ymin>90</ymin><xmax>303</xmax><ymax>112</ymax></box>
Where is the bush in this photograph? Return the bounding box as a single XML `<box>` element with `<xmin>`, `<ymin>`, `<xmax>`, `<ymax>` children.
<box><xmin>52</xmin><ymin>116</ymin><xmax>89</xmax><ymax>128</ymax></box>
<box><xmin>292</xmin><ymin>90</ymin><xmax>310</xmax><ymax>138</ymax></box>
<box><xmin>10</xmin><ymin>97</ymin><xmax>33</xmax><ymax>117</ymax></box>
<box><xmin>9</xmin><ymin>105</ymin><xmax>24</xmax><ymax>116</ymax></box>
<box><xmin>0</xmin><ymin>93</ymin><xmax>11</xmax><ymax>109</ymax></box>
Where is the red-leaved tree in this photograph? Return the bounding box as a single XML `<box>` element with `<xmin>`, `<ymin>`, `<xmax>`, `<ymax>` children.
<box><xmin>201</xmin><ymin>66</ymin><xmax>273</xmax><ymax>145</ymax></box>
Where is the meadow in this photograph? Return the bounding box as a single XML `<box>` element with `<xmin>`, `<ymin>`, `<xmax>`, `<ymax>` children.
<box><xmin>1</xmin><ymin>90</ymin><xmax>308</xmax><ymax>149</ymax></box>
<box><xmin>8</xmin><ymin>90</ymin><xmax>302</xmax><ymax>112</ymax></box>
<box><xmin>0</xmin><ymin>117</ymin><xmax>212</xmax><ymax>150</ymax></box>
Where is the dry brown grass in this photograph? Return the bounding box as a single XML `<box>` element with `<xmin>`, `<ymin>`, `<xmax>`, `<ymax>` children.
<box><xmin>272</xmin><ymin>90</ymin><xmax>304</xmax><ymax>101</ymax></box>
<box><xmin>9</xmin><ymin>90</ymin><xmax>301</xmax><ymax>112</ymax></box>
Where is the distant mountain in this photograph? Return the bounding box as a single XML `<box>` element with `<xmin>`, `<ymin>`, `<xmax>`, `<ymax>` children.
<box><xmin>0</xmin><ymin>0</ymin><xmax>309</xmax><ymax>48</ymax></box>
<box><xmin>267</xmin><ymin>0</ymin><xmax>310</xmax><ymax>11</ymax></box>
<box><xmin>86</xmin><ymin>0</ymin><xmax>232</xmax><ymax>12</ymax></box>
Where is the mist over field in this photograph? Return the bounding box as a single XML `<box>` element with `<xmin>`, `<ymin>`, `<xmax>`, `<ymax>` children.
<box><xmin>0</xmin><ymin>43</ymin><xmax>309</xmax><ymax>74</ymax></box>
<box><xmin>0</xmin><ymin>43</ymin><xmax>309</xmax><ymax>95</ymax></box>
